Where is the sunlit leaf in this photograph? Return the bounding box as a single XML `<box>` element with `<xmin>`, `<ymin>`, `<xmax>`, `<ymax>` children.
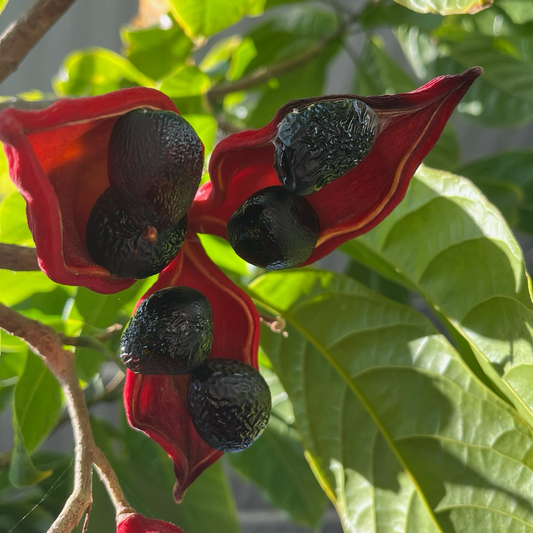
<box><xmin>252</xmin><ymin>269</ymin><xmax>533</xmax><ymax>532</ymax></box>
<box><xmin>0</xmin><ymin>0</ymin><xmax>8</xmax><ymax>16</ymax></box>
<box><xmin>122</xmin><ymin>16</ymin><xmax>193</xmax><ymax>80</ymax></box>
<box><xmin>393</xmin><ymin>0</ymin><xmax>492</xmax><ymax>15</ymax></box>
<box><xmin>342</xmin><ymin>166</ymin><xmax>533</xmax><ymax>427</ymax></box>
<box><xmin>0</xmin><ymin>192</ymin><xmax>34</xmax><ymax>246</ymax></box>
<box><xmin>158</xmin><ymin>65</ymin><xmax>211</xmax><ymax>97</ymax></box>
<box><xmin>183</xmin><ymin>114</ymin><xmax>217</xmax><ymax>154</ymax></box>
<box><xmin>168</xmin><ymin>0</ymin><xmax>267</xmax><ymax>40</ymax></box>
<box><xmin>54</xmin><ymin>48</ymin><xmax>154</xmax><ymax>96</ymax></box>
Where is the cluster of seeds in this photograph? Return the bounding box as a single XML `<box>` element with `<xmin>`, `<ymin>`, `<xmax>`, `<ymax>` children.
<box><xmin>86</xmin><ymin>108</ymin><xmax>203</xmax><ymax>279</ymax></box>
<box><xmin>120</xmin><ymin>287</ymin><xmax>272</xmax><ymax>453</ymax></box>
<box><xmin>227</xmin><ymin>99</ymin><xmax>379</xmax><ymax>270</ymax></box>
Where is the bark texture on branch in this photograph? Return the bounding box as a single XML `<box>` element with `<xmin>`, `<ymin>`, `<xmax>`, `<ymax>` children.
<box><xmin>0</xmin><ymin>244</ymin><xmax>40</xmax><ymax>271</ymax></box>
<box><xmin>0</xmin><ymin>0</ymin><xmax>78</xmax><ymax>84</ymax></box>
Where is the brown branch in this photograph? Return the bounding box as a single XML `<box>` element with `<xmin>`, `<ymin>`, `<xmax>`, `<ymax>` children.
<box><xmin>0</xmin><ymin>0</ymin><xmax>78</xmax><ymax>84</ymax></box>
<box><xmin>0</xmin><ymin>302</ymin><xmax>134</xmax><ymax>532</ymax></box>
<box><xmin>0</xmin><ymin>244</ymin><xmax>39</xmax><ymax>271</ymax></box>
<box><xmin>259</xmin><ymin>313</ymin><xmax>288</xmax><ymax>338</ymax></box>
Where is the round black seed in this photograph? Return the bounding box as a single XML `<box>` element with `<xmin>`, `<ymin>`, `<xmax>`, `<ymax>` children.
<box><xmin>273</xmin><ymin>99</ymin><xmax>379</xmax><ymax>195</ymax></box>
<box><xmin>120</xmin><ymin>286</ymin><xmax>213</xmax><ymax>375</ymax></box>
<box><xmin>86</xmin><ymin>187</ymin><xmax>186</xmax><ymax>279</ymax></box>
<box><xmin>108</xmin><ymin>108</ymin><xmax>203</xmax><ymax>228</ymax></box>
<box><xmin>188</xmin><ymin>358</ymin><xmax>271</xmax><ymax>452</ymax></box>
<box><xmin>227</xmin><ymin>186</ymin><xmax>319</xmax><ymax>270</ymax></box>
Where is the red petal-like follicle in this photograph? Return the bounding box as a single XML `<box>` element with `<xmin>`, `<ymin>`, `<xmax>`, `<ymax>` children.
<box><xmin>124</xmin><ymin>238</ymin><xmax>260</xmax><ymax>502</ymax></box>
<box><xmin>190</xmin><ymin>67</ymin><xmax>482</xmax><ymax>261</ymax></box>
<box><xmin>117</xmin><ymin>513</ymin><xmax>184</xmax><ymax>532</ymax></box>
<box><xmin>0</xmin><ymin>88</ymin><xmax>179</xmax><ymax>293</ymax></box>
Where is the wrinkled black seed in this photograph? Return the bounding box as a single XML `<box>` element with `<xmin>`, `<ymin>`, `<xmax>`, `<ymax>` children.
<box><xmin>227</xmin><ymin>186</ymin><xmax>319</xmax><ymax>270</ymax></box>
<box><xmin>108</xmin><ymin>108</ymin><xmax>203</xmax><ymax>228</ymax></box>
<box><xmin>86</xmin><ymin>187</ymin><xmax>186</xmax><ymax>279</ymax></box>
<box><xmin>273</xmin><ymin>99</ymin><xmax>379</xmax><ymax>195</ymax></box>
<box><xmin>188</xmin><ymin>358</ymin><xmax>271</xmax><ymax>452</ymax></box>
<box><xmin>120</xmin><ymin>286</ymin><xmax>213</xmax><ymax>375</ymax></box>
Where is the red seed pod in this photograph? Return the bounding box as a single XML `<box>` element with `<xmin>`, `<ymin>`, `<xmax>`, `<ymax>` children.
<box><xmin>117</xmin><ymin>513</ymin><xmax>184</xmax><ymax>533</ymax></box>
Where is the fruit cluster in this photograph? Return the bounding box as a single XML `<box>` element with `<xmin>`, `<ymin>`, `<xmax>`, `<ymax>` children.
<box><xmin>86</xmin><ymin>109</ymin><xmax>203</xmax><ymax>279</ymax></box>
<box><xmin>227</xmin><ymin>99</ymin><xmax>378</xmax><ymax>270</ymax></box>
<box><xmin>120</xmin><ymin>287</ymin><xmax>271</xmax><ymax>453</ymax></box>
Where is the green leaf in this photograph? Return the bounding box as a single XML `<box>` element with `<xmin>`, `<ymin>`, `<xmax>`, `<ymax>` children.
<box><xmin>0</xmin><ymin>0</ymin><xmax>8</xmax><ymax>16</ymax></box>
<box><xmin>158</xmin><ymin>65</ymin><xmax>211</xmax><ymax>97</ymax></box>
<box><xmin>0</xmin><ymin>271</ymin><xmax>58</xmax><ymax>307</ymax></box>
<box><xmin>354</xmin><ymin>35</ymin><xmax>417</xmax><ymax>96</ymax></box>
<box><xmin>89</xmin><ymin>416</ymin><xmax>240</xmax><ymax>533</ymax></box>
<box><xmin>436</xmin><ymin>34</ymin><xmax>533</xmax><ymax>126</ymax></box>
<box><xmin>0</xmin><ymin>148</ymin><xmax>16</xmax><ymax>202</ymax></box>
<box><xmin>54</xmin><ymin>48</ymin><xmax>154</xmax><ymax>96</ymax></box>
<box><xmin>341</xmin><ymin>165</ymin><xmax>533</xmax><ymax>427</ymax></box>
<box><xmin>169</xmin><ymin>0</ymin><xmax>267</xmax><ymax>40</ymax></box>
<box><xmin>13</xmin><ymin>351</ymin><xmax>63</xmax><ymax>454</ymax></box>
<box><xmin>0</xmin><ymin>192</ymin><xmax>34</xmax><ymax>245</ymax></box>
<box><xmin>251</xmin><ymin>269</ymin><xmax>533</xmax><ymax>532</ymax></box>
<box><xmin>457</xmin><ymin>151</ymin><xmax>533</xmax><ymax>232</ymax></box>
<box><xmin>182</xmin><ymin>114</ymin><xmax>217</xmax><ymax>154</ymax></box>
<box><xmin>423</xmin><ymin>123</ymin><xmax>459</xmax><ymax>171</ymax></box>
<box><xmin>497</xmin><ymin>0</ymin><xmax>533</xmax><ymax>23</ymax></box>
<box><xmin>228</xmin><ymin>393</ymin><xmax>329</xmax><ymax>527</ymax></box>
<box><xmin>121</xmin><ymin>16</ymin><xmax>193</xmax><ymax>80</ymax></box>
<box><xmin>198</xmin><ymin>234</ymin><xmax>249</xmax><ymax>277</ymax></box>
<box><xmin>9</xmin><ymin>420</ymin><xmax>52</xmax><ymax>487</ymax></box>
<box><xmin>392</xmin><ymin>0</ymin><xmax>493</xmax><ymax>15</ymax></box>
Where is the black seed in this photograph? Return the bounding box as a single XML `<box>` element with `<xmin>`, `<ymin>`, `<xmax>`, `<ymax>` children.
<box><xmin>188</xmin><ymin>358</ymin><xmax>271</xmax><ymax>452</ymax></box>
<box><xmin>108</xmin><ymin>108</ymin><xmax>203</xmax><ymax>228</ymax></box>
<box><xmin>227</xmin><ymin>186</ymin><xmax>319</xmax><ymax>270</ymax></box>
<box><xmin>120</xmin><ymin>287</ymin><xmax>213</xmax><ymax>375</ymax></box>
<box><xmin>86</xmin><ymin>187</ymin><xmax>186</xmax><ymax>279</ymax></box>
<box><xmin>273</xmin><ymin>99</ymin><xmax>379</xmax><ymax>195</ymax></box>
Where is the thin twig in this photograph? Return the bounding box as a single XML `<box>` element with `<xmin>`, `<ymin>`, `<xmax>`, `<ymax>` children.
<box><xmin>0</xmin><ymin>302</ymin><xmax>134</xmax><ymax>531</ymax></box>
<box><xmin>0</xmin><ymin>244</ymin><xmax>40</xmax><ymax>271</ymax></box>
<box><xmin>259</xmin><ymin>313</ymin><xmax>288</xmax><ymax>337</ymax></box>
<box><xmin>206</xmin><ymin>21</ymin><xmax>346</xmax><ymax>104</ymax></box>
<box><xmin>0</xmin><ymin>0</ymin><xmax>78</xmax><ymax>84</ymax></box>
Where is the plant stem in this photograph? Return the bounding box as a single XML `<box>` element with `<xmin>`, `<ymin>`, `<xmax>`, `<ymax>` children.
<box><xmin>0</xmin><ymin>244</ymin><xmax>40</xmax><ymax>271</ymax></box>
<box><xmin>0</xmin><ymin>0</ymin><xmax>78</xmax><ymax>84</ymax></box>
<box><xmin>0</xmin><ymin>302</ymin><xmax>135</xmax><ymax>532</ymax></box>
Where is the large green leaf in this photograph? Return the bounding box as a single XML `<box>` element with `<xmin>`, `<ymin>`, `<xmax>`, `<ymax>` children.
<box><xmin>121</xmin><ymin>17</ymin><xmax>193</xmax><ymax>80</ymax></box>
<box><xmin>228</xmin><ymin>369</ymin><xmax>329</xmax><ymax>527</ymax></box>
<box><xmin>341</xmin><ymin>165</ymin><xmax>533</xmax><ymax>426</ymax></box>
<box><xmin>392</xmin><ymin>0</ymin><xmax>493</xmax><ymax>15</ymax></box>
<box><xmin>457</xmin><ymin>150</ymin><xmax>533</xmax><ymax>232</ymax></box>
<box><xmin>169</xmin><ymin>0</ymin><xmax>266</xmax><ymax>40</ymax></box>
<box><xmin>436</xmin><ymin>34</ymin><xmax>533</xmax><ymax>126</ymax></box>
<box><xmin>251</xmin><ymin>269</ymin><xmax>533</xmax><ymax>532</ymax></box>
<box><xmin>0</xmin><ymin>0</ymin><xmax>8</xmax><ymax>16</ymax></box>
<box><xmin>54</xmin><ymin>48</ymin><xmax>154</xmax><ymax>96</ymax></box>
<box><xmin>158</xmin><ymin>65</ymin><xmax>211</xmax><ymax>97</ymax></box>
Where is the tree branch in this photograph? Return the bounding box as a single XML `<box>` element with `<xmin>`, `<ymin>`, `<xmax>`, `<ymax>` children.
<box><xmin>0</xmin><ymin>0</ymin><xmax>78</xmax><ymax>84</ymax></box>
<box><xmin>0</xmin><ymin>302</ymin><xmax>134</xmax><ymax>532</ymax></box>
<box><xmin>0</xmin><ymin>244</ymin><xmax>40</xmax><ymax>271</ymax></box>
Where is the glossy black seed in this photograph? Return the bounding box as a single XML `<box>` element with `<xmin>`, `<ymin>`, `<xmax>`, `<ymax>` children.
<box><xmin>86</xmin><ymin>187</ymin><xmax>186</xmax><ymax>279</ymax></box>
<box><xmin>227</xmin><ymin>186</ymin><xmax>319</xmax><ymax>270</ymax></box>
<box><xmin>273</xmin><ymin>99</ymin><xmax>379</xmax><ymax>195</ymax></box>
<box><xmin>108</xmin><ymin>108</ymin><xmax>203</xmax><ymax>228</ymax></box>
<box><xmin>120</xmin><ymin>287</ymin><xmax>213</xmax><ymax>375</ymax></box>
<box><xmin>188</xmin><ymin>358</ymin><xmax>271</xmax><ymax>452</ymax></box>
